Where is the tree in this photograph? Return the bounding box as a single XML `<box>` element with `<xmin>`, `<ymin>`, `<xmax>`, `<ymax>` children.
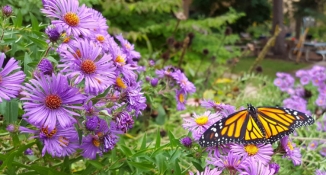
<box><xmin>272</xmin><ymin>0</ymin><xmax>286</xmax><ymax>56</ymax></box>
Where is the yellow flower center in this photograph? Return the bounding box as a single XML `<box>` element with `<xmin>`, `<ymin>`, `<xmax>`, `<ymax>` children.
<box><xmin>195</xmin><ymin>116</ymin><xmax>208</xmax><ymax>126</ymax></box>
<box><xmin>63</xmin><ymin>36</ymin><xmax>70</xmax><ymax>43</ymax></box>
<box><xmin>96</xmin><ymin>35</ymin><xmax>105</xmax><ymax>43</ymax></box>
<box><xmin>116</xmin><ymin>77</ymin><xmax>127</xmax><ymax>89</ymax></box>
<box><xmin>81</xmin><ymin>59</ymin><xmax>97</xmax><ymax>74</ymax></box>
<box><xmin>244</xmin><ymin>144</ymin><xmax>259</xmax><ymax>156</ymax></box>
<box><xmin>45</xmin><ymin>94</ymin><xmax>62</xmax><ymax>109</ymax></box>
<box><xmin>64</xmin><ymin>12</ymin><xmax>80</xmax><ymax>27</ymax></box>
<box><xmin>287</xmin><ymin>141</ymin><xmax>294</xmax><ymax>151</ymax></box>
<box><xmin>178</xmin><ymin>93</ymin><xmax>184</xmax><ymax>103</ymax></box>
<box><xmin>115</xmin><ymin>55</ymin><xmax>126</xmax><ymax>65</ymax></box>
<box><xmin>41</xmin><ymin>127</ymin><xmax>57</xmax><ymax>138</ymax></box>
<box><xmin>92</xmin><ymin>138</ymin><xmax>100</xmax><ymax>147</ymax></box>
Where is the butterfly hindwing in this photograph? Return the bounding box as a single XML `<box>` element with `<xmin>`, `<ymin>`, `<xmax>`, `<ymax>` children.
<box><xmin>256</xmin><ymin>106</ymin><xmax>314</xmax><ymax>143</ymax></box>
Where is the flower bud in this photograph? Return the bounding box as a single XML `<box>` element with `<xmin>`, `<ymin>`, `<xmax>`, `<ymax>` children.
<box><xmin>2</xmin><ymin>5</ymin><xmax>12</xmax><ymax>17</ymax></box>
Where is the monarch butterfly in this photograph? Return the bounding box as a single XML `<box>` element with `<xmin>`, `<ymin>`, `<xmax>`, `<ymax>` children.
<box><xmin>199</xmin><ymin>104</ymin><xmax>314</xmax><ymax>147</ymax></box>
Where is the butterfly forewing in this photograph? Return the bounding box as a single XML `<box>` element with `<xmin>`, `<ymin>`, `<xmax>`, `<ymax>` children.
<box><xmin>199</xmin><ymin>110</ymin><xmax>248</xmax><ymax>147</ymax></box>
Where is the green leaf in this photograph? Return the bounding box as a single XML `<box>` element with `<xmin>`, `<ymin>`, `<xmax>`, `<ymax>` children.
<box><xmin>87</xmin><ymin>160</ymin><xmax>104</xmax><ymax>169</ymax></box>
<box><xmin>192</xmin><ymin>161</ymin><xmax>203</xmax><ymax>172</ymax></box>
<box><xmin>155</xmin><ymin>105</ymin><xmax>166</xmax><ymax>125</ymax></box>
<box><xmin>27</xmin><ymin>62</ymin><xmax>38</xmax><ymax>68</ymax></box>
<box><xmin>29</xmin><ymin>165</ymin><xmax>70</xmax><ymax>175</ymax></box>
<box><xmin>4</xmin><ymin>100</ymin><xmax>18</xmax><ymax>123</ymax></box>
<box><xmin>167</xmin><ymin>131</ymin><xmax>177</xmax><ymax>147</ymax></box>
<box><xmin>27</xmin><ymin>36</ymin><xmax>48</xmax><ymax>48</ymax></box>
<box><xmin>23</xmin><ymin>52</ymin><xmax>32</xmax><ymax>75</ymax></box>
<box><xmin>155</xmin><ymin>128</ymin><xmax>161</xmax><ymax>148</ymax></box>
<box><xmin>13</xmin><ymin>11</ymin><xmax>23</xmax><ymax>27</ymax></box>
<box><xmin>127</xmin><ymin>161</ymin><xmax>155</xmax><ymax>171</ymax></box>
<box><xmin>119</xmin><ymin>144</ymin><xmax>133</xmax><ymax>156</ymax></box>
<box><xmin>140</xmin><ymin>133</ymin><xmax>147</xmax><ymax>149</ymax></box>
<box><xmin>174</xmin><ymin>159</ymin><xmax>181</xmax><ymax>175</ymax></box>
<box><xmin>29</xmin><ymin>13</ymin><xmax>39</xmax><ymax>31</ymax></box>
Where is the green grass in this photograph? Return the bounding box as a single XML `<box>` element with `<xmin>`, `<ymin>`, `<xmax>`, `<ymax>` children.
<box><xmin>232</xmin><ymin>57</ymin><xmax>311</xmax><ymax>78</ymax></box>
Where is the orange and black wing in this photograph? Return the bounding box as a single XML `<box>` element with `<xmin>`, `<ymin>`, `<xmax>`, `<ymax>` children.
<box><xmin>199</xmin><ymin>110</ymin><xmax>266</xmax><ymax>147</ymax></box>
<box><xmin>256</xmin><ymin>106</ymin><xmax>314</xmax><ymax>143</ymax></box>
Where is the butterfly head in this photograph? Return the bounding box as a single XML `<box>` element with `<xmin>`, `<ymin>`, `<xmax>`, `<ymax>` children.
<box><xmin>247</xmin><ymin>103</ymin><xmax>256</xmax><ymax>114</ymax></box>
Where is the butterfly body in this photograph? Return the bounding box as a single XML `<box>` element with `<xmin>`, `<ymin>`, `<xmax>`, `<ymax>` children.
<box><xmin>199</xmin><ymin>104</ymin><xmax>314</xmax><ymax>147</ymax></box>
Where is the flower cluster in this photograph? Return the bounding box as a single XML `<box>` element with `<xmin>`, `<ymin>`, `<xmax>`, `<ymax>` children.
<box><xmin>19</xmin><ymin>0</ymin><xmax>146</xmax><ymax>159</ymax></box>
<box><xmin>183</xmin><ymin>100</ymin><xmax>305</xmax><ymax>175</ymax></box>
<box><xmin>274</xmin><ymin>66</ymin><xmax>326</xmax><ymax>160</ymax></box>
<box><xmin>149</xmin><ymin>66</ymin><xmax>196</xmax><ymax>110</ymax></box>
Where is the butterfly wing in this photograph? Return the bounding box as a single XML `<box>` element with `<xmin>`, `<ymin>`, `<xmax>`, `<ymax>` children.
<box><xmin>256</xmin><ymin>106</ymin><xmax>314</xmax><ymax>143</ymax></box>
<box><xmin>199</xmin><ymin>109</ymin><xmax>266</xmax><ymax>147</ymax></box>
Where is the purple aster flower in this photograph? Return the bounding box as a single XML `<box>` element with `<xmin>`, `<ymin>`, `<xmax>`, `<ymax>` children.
<box><xmin>149</xmin><ymin>60</ymin><xmax>155</xmax><ymax>66</ymax></box>
<box><xmin>123</xmin><ymin>82</ymin><xmax>147</xmax><ymax>117</ymax></box>
<box><xmin>274</xmin><ymin>72</ymin><xmax>294</xmax><ymax>91</ymax></box>
<box><xmin>84</xmin><ymin>100</ymin><xmax>100</xmax><ymax>117</ymax></box>
<box><xmin>6</xmin><ymin>124</ymin><xmax>15</xmax><ymax>132</ymax></box>
<box><xmin>45</xmin><ymin>25</ymin><xmax>62</xmax><ymax>43</ymax></box>
<box><xmin>0</xmin><ymin>52</ymin><xmax>25</xmax><ymax>102</ymax></box>
<box><xmin>239</xmin><ymin>159</ymin><xmax>275</xmax><ymax>175</ymax></box>
<box><xmin>2</xmin><ymin>5</ymin><xmax>12</xmax><ymax>17</ymax></box>
<box><xmin>114</xmin><ymin>111</ymin><xmax>134</xmax><ymax>133</ymax></box>
<box><xmin>171</xmin><ymin>70</ymin><xmax>196</xmax><ymax>94</ymax></box>
<box><xmin>102</xmin><ymin>121</ymin><xmax>122</xmax><ymax>152</ymax></box>
<box><xmin>189</xmin><ymin>166</ymin><xmax>222</xmax><ymax>175</ymax></box>
<box><xmin>38</xmin><ymin>58</ymin><xmax>54</xmax><ymax>75</ymax></box>
<box><xmin>230</xmin><ymin>144</ymin><xmax>274</xmax><ymax>163</ymax></box>
<box><xmin>24</xmin><ymin>148</ymin><xmax>34</xmax><ymax>155</ymax></box>
<box><xmin>20</xmin><ymin>125</ymin><xmax>79</xmax><ymax>157</ymax></box>
<box><xmin>269</xmin><ymin>163</ymin><xmax>280</xmax><ymax>174</ymax></box>
<box><xmin>109</xmin><ymin>43</ymin><xmax>137</xmax><ymax>81</ymax></box>
<box><xmin>151</xmin><ymin>78</ymin><xmax>159</xmax><ymax>87</ymax></box>
<box><xmin>59</xmin><ymin>39</ymin><xmax>116</xmax><ymax>95</ymax></box>
<box><xmin>207</xmin><ymin>152</ymin><xmax>243</xmax><ymax>173</ymax></box>
<box><xmin>41</xmin><ymin>0</ymin><xmax>97</xmax><ymax>37</ymax></box>
<box><xmin>85</xmin><ymin>116</ymin><xmax>100</xmax><ymax>131</ymax></box>
<box><xmin>90</xmin><ymin>33</ymin><xmax>112</xmax><ymax>52</ymax></box>
<box><xmin>308</xmin><ymin>141</ymin><xmax>318</xmax><ymax>150</ymax></box>
<box><xmin>296</xmin><ymin>69</ymin><xmax>311</xmax><ymax>85</ymax></box>
<box><xmin>180</xmin><ymin>137</ymin><xmax>192</xmax><ymax>148</ymax></box>
<box><xmin>316</xmin><ymin>94</ymin><xmax>326</xmax><ymax>109</ymax></box>
<box><xmin>155</xmin><ymin>66</ymin><xmax>176</xmax><ymax>79</ymax></box>
<box><xmin>87</xmin><ymin>8</ymin><xmax>108</xmax><ymax>34</ymax></box>
<box><xmin>316</xmin><ymin>170</ymin><xmax>326</xmax><ymax>175</ymax></box>
<box><xmin>317</xmin><ymin>121</ymin><xmax>326</xmax><ymax>132</ymax></box>
<box><xmin>182</xmin><ymin>111</ymin><xmax>221</xmax><ymax>141</ymax></box>
<box><xmin>21</xmin><ymin>73</ymin><xmax>85</xmax><ymax>130</ymax></box>
<box><xmin>175</xmin><ymin>89</ymin><xmax>187</xmax><ymax>111</ymax></box>
<box><xmin>80</xmin><ymin>134</ymin><xmax>101</xmax><ymax>159</ymax></box>
<box><xmin>310</xmin><ymin>66</ymin><xmax>326</xmax><ymax>86</ymax></box>
<box><xmin>318</xmin><ymin>84</ymin><xmax>326</xmax><ymax>96</ymax></box>
<box><xmin>115</xmin><ymin>34</ymin><xmax>141</xmax><ymax>64</ymax></box>
<box><xmin>200</xmin><ymin>100</ymin><xmax>236</xmax><ymax>117</ymax></box>
<box><xmin>283</xmin><ymin>96</ymin><xmax>311</xmax><ymax>114</ymax></box>
<box><xmin>320</xmin><ymin>147</ymin><xmax>326</xmax><ymax>157</ymax></box>
<box><xmin>280</xmin><ymin>136</ymin><xmax>302</xmax><ymax>166</ymax></box>
<box><xmin>145</xmin><ymin>76</ymin><xmax>151</xmax><ymax>82</ymax></box>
